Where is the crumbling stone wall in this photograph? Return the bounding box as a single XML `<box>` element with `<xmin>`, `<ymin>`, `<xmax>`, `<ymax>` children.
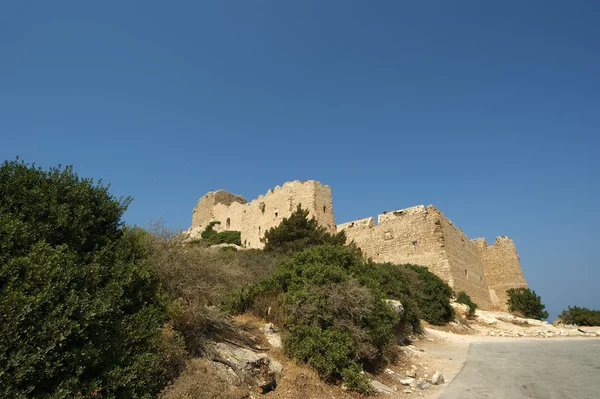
<box><xmin>338</xmin><ymin>205</ymin><xmax>492</xmax><ymax>310</ymax></box>
<box><xmin>191</xmin><ymin>190</ymin><xmax>247</xmax><ymax>233</ymax></box>
<box><xmin>474</xmin><ymin>237</ymin><xmax>528</xmax><ymax>311</ymax></box>
<box><xmin>191</xmin><ymin>180</ymin><xmax>335</xmax><ymax>249</ymax></box>
<box><xmin>190</xmin><ymin>180</ymin><xmax>527</xmax><ymax>312</ymax></box>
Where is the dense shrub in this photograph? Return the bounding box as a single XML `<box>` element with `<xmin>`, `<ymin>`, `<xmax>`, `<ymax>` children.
<box><xmin>558</xmin><ymin>306</ymin><xmax>600</xmax><ymax>326</ymax></box>
<box><xmin>262</xmin><ymin>205</ymin><xmax>347</xmax><ymax>254</ymax></box>
<box><xmin>361</xmin><ymin>262</ymin><xmax>421</xmax><ymax>333</ymax></box>
<box><xmin>197</xmin><ymin>221</ymin><xmax>242</xmax><ymax>246</ymax></box>
<box><xmin>403</xmin><ymin>265</ymin><xmax>455</xmax><ymax>325</ymax></box>
<box><xmin>225</xmin><ymin>245</ymin><xmax>401</xmax><ymax>393</ymax></box>
<box><xmin>0</xmin><ymin>159</ymin><xmax>171</xmax><ymax>398</ymax></box>
<box><xmin>456</xmin><ymin>291</ymin><xmax>478</xmax><ymax>317</ymax></box>
<box><xmin>506</xmin><ymin>288</ymin><xmax>549</xmax><ymax>320</ymax></box>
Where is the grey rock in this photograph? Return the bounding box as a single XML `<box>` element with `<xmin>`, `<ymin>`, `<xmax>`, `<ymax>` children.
<box><xmin>370</xmin><ymin>380</ymin><xmax>395</xmax><ymax>395</ymax></box>
<box><xmin>385</xmin><ymin>299</ymin><xmax>404</xmax><ymax>317</ymax></box>
<box><xmin>431</xmin><ymin>371</ymin><xmax>445</xmax><ymax>385</ymax></box>
<box><xmin>268</xmin><ymin>359</ymin><xmax>284</xmax><ymax>375</ymax></box>
<box><xmin>400</xmin><ymin>378</ymin><xmax>415</xmax><ymax>386</ymax></box>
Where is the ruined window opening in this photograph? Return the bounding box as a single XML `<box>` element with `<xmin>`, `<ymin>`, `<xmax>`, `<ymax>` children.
<box><xmin>412</xmin><ymin>241</ymin><xmax>418</xmax><ymax>247</ymax></box>
<box><xmin>258</xmin><ymin>226</ymin><xmax>261</xmax><ymax>235</ymax></box>
<box><xmin>226</xmin><ymin>218</ymin><xmax>231</xmax><ymax>229</ymax></box>
<box><xmin>464</xmin><ymin>269</ymin><xmax>468</xmax><ymax>278</ymax></box>
<box><xmin>275</xmin><ymin>212</ymin><xmax>278</xmax><ymax>218</ymax></box>
<box><xmin>323</xmin><ymin>205</ymin><xmax>326</xmax><ymax>213</ymax></box>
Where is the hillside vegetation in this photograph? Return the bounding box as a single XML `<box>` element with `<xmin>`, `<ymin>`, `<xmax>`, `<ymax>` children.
<box><xmin>0</xmin><ymin>159</ymin><xmax>173</xmax><ymax>398</ymax></box>
<box><xmin>1</xmin><ymin>159</ymin><xmax>460</xmax><ymax>398</ymax></box>
<box><xmin>559</xmin><ymin>306</ymin><xmax>600</xmax><ymax>326</ymax></box>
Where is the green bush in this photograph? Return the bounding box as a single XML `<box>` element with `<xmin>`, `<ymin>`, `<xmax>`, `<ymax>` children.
<box><xmin>262</xmin><ymin>205</ymin><xmax>347</xmax><ymax>254</ymax></box>
<box><xmin>225</xmin><ymin>245</ymin><xmax>398</xmax><ymax>394</ymax></box>
<box><xmin>199</xmin><ymin>221</ymin><xmax>242</xmax><ymax>246</ymax></box>
<box><xmin>506</xmin><ymin>288</ymin><xmax>549</xmax><ymax>320</ymax></box>
<box><xmin>0</xmin><ymin>159</ymin><xmax>171</xmax><ymax>398</ymax></box>
<box><xmin>456</xmin><ymin>291</ymin><xmax>478</xmax><ymax>317</ymax></box>
<box><xmin>362</xmin><ymin>262</ymin><xmax>455</xmax><ymax>327</ymax></box>
<box><xmin>558</xmin><ymin>306</ymin><xmax>600</xmax><ymax>326</ymax></box>
<box><xmin>361</xmin><ymin>262</ymin><xmax>421</xmax><ymax>333</ymax></box>
<box><xmin>403</xmin><ymin>265</ymin><xmax>455</xmax><ymax>325</ymax></box>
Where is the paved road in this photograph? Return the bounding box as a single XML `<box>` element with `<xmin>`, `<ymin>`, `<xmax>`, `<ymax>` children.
<box><xmin>440</xmin><ymin>339</ymin><xmax>600</xmax><ymax>399</ymax></box>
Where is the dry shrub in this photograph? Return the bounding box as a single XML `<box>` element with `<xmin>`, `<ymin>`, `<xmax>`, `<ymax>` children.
<box><xmin>146</xmin><ymin>229</ymin><xmax>282</xmax><ymax>356</ymax></box>
<box><xmin>250</xmin><ymin>292</ymin><xmax>286</xmax><ymax>326</ymax></box>
<box><xmin>149</xmin><ymin>237</ymin><xmax>281</xmax><ymax>307</ymax></box>
<box><xmin>157</xmin><ymin>322</ymin><xmax>188</xmax><ymax>381</ymax></box>
<box><xmin>159</xmin><ymin>359</ymin><xmax>247</xmax><ymax>399</ymax></box>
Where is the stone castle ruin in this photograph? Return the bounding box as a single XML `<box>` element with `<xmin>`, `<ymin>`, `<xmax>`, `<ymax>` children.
<box><xmin>188</xmin><ymin>180</ymin><xmax>528</xmax><ymax>311</ymax></box>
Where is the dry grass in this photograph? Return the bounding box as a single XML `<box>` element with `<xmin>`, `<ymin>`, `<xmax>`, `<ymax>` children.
<box><xmin>159</xmin><ymin>359</ymin><xmax>248</xmax><ymax>399</ymax></box>
<box><xmin>145</xmin><ymin>230</ymin><xmax>283</xmax><ymax>356</ymax></box>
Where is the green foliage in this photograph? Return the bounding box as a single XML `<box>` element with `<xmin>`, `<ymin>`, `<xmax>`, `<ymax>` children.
<box><xmin>0</xmin><ymin>159</ymin><xmax>170</xmax><ymax>398</ymax></box>
<box><xmin>224</xmin><ymin>245</ymin><xmax>400</xmax><ymax>393</ymax></box>
<box><xmin>506</xmin><ymin>288</ymin><xmax>549</xmax><ymax>320</ymax></box>
<box><xmin>262</xmin><ymin>204</ymin><xmax>347</xmax><ymax>254</ymax></box>
<box><xmin>456</xmin><ymin>291</ymin><xmax>478</xmax><ymax>317</ymax></box>
<box><xmin>361</xmin><ymin>262</ymin><xmax>422</xmax><ymax>333</ymax></box>
<box><xmin>403</xmin><ymin>265</ymin><xmax>455</xmax><ymax>325</ymax></box>
<box><xmin>199</xmin><ymin>221</ymin><xmax>241</xmax><ymax>246</ymax></box>
<box><xmin>558</xmin><ymin>306</ymin><xmax>600</xmax><ymax>326</ymax></box>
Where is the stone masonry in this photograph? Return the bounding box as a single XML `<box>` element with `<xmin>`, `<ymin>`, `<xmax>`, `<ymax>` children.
<box><xmin>189</xmin><ymin>180</ymin><xmax>528</xmax><ymax>311</ymax></box>
<box><xmin>338</xmin><ymin>206</ymin><xmax>494</xmax><ymax>309</ymax></box>
<box><xmin>190</xmin><ymin>180</ymin><xmax>335</xmax><ymax>249</ymax></box>
<box><xmin>473</xmin><ymin>237</ymin><xmax>529</xmax><ymax>310</ymax></box>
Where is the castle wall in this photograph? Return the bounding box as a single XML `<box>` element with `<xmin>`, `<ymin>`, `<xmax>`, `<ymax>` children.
<box><xmin>338</xmin><ymin>205</ymin><xmax>492</xmax><ymax>310</ymax></box>
<box><xmin>191</xmin><ymin>181</ymin><xmax>335</xmax><ymax>249</ymax></box>
<box><xmin>191</xmin><ymin>190</ymin><xmax>247</xmax><ymax>233</ymax></box>
<box><xmin>241</xmin><ymin>180</ymin><xmax>335</xmax><ymax>248</ymax></box>
<box><xmin>190</xmin><ymin>181</ymin><xmax>527</xmax><ymax>314</ymax></box>
<box><xmin>436</xmin><ymin>209</ymin><xmax>492</xmax><ymax>309</ymax></box>
<box><xmin>338</xmin><ymin>206</ymin><xmax>452</xmax><ymax>284</ymax></box>
<box><xmin>474</xmin><ymin>237</ymin><xmax>528</xmax><ymax>311</ymax></box>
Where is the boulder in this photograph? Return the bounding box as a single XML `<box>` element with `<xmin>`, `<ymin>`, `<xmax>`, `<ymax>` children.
<box><xmin>264</xmin><ymin>323</ymin><xmax>282</xmax><ymax>348</ymax></box>
<box><xmin>431</xmin><ymin>371</ymin><xmax>444</xmax><ymax>385</ymax></box>
<box><xmin>370</xmin><ymin>380</ymin><xmax>395</xmax><ymax>395</ymax></box>
<box><xmin>399</xmin><ymin>378</ymin><xmax>415</xmax><ymax>386</ymax></box>
<box><xmin>209</xmin><ymin>342</ymin><xmax>282</xmax><ymax>384</ymax></box>
<box><xmin>385</xmin><ymin>299</ymin><xmax>404</xmax><ymax>317</ymax></box>
<box><xmin>451</xmin><ymin>302</ymin><xmax>470</xmax><ymax>318</ymax></box>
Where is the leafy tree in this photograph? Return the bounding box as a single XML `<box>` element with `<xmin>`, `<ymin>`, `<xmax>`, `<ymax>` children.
<box><xmin>0</xmin><ymin>159</ymin><xmax>170</xmax><ymax>398</ymax></box>
<box><xmin>262</xmin><ymin>205</ymin><xmax>347</xmax><ymax>254</ymax></box>
<box><xmin>455</xmin><ymin>291</ymin><xmax>478</xmax><ymax>317</ymax></box>
<box><xmin>196</xmin><ymin>221</ymin><xmax>241</xmax><ymax>246</ymax></box>
<box><xmin>506</xmin><ymin>287</ymin><xmax>549</xmax><ymax>320</ymax></box>
<box><xmin>558</xmin><ymin>306</ymin><xmax>600</xmax><ymax>326</ymax></box>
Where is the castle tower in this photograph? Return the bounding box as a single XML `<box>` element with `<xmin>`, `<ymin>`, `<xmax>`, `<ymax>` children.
<box><xmin>473</xmin><ymin>237</ymin><xmax>528</xmax><ymax>311</ymax></box>
<box><xmin>191</xmin><ymin>180</ymin><xmax>335</xmax><ymax>249</ymax></box>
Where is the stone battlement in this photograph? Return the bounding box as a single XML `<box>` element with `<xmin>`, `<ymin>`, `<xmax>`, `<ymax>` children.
<box><xmin>188</xmin><ymin>180</ymin><xmax>528</xmax><ymax>311</ymax></box>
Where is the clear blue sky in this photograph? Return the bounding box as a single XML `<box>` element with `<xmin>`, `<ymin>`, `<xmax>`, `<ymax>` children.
<box><xmin>1</xmin><ymin>1</ymin><xmax>598</xmax><ymax>320</ymax></box>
